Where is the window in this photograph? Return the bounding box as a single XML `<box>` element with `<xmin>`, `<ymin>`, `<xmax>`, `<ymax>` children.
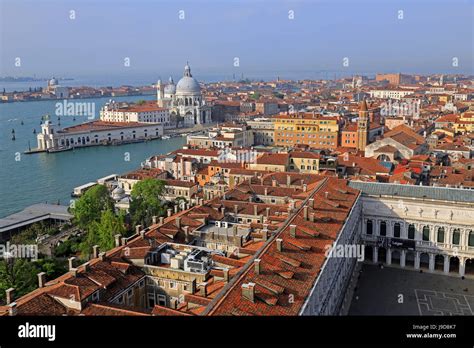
<box><xmin>366</xmin><ymin>220</ymin><xmax>373</xmax><ymax>235</ymax></box>
<box><xmin>469</xmin><ymin>231</ymin><xmax>474</xmax><ymax>247</ymax></box>
<box><xmin>452</xmin><ymin>229</ymin><xmax>460</xmax><ymax>245</ymax></box>
<box><xmin>437</xmin><ymin>227</ymin><xmax>445</xmax><ymax>243</ymax></box>
<box><xmin>147</xmin><ymin>293</ymin><xmax>155</xmax><ymax>308</ymax></box>
<box><xmin>157</xmin><ymin>294</ymin><xmax>166</xmax><ymax>306</ymax></box>
<box><xmin>139</xmin><ymin>279</ymin><xmax>145</xmax><ymax>288</ymax></box>
<box><xmin>394</xmin><ymin>223</ymin><xmax>401</xmax><ymax>238</ymax></box>
<box><xmin>380</xmin><ymin>221</ymin><xmax>387</xmax><ymax>236</ymax></box>
<box><xmin>169</xmin><ymin>281</ymin><xmax>177</xmax><ymax>289</ymax></box>
<box><xmin>408</xmin><ymin>224</ymin><xmax>415</xmax><ymax>240</ymax></box>
<box><xmin>422</xmin><ymin>226</ymin><xmax>430</xmax><ymax>241</ymax></box>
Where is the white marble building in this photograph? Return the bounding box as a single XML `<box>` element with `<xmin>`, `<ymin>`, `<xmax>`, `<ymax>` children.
<box><xmin>350</xmin><ymin>182</ymin><xmax>474</xmax><ymax>278</ymax></box>
<box><xmin>157</xmin><ymin>63</ymin><xmax>212</xmax><ymax>127</ymax></box>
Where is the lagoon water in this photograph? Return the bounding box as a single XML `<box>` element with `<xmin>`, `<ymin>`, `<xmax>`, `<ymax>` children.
<box><xmin>0</xmin><ymin>95</ymin><xmax>185</xmax><ymax>218</ymax></box>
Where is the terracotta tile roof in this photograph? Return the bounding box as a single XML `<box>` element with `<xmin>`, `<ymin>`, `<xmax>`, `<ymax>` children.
<box><xmin>207</xmin><ymin>177</ymin><xmax>360</xmax><ymax>316</ymax></box>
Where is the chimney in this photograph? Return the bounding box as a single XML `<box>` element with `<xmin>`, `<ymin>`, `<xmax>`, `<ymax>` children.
<box><xmin>98</xmin><ymin>252</ymin><xmax>106</xmax><ymax>261</ymax></box>
<box><xmin>70</xmin><ymin>268</ymin><xmax>78</xmax><ymax>277</ymax></box>
<box><xmin>234</xmin><ymin>204</ymin><xmax>239</xmax><ymax>215</ymax></box>
<box><xmin>92</xmin><ymin>245</ymin><xmax>99</xmax><ymax>258</ymax></box>
<box><xmin>183</xmin><ymin>226</ymin><xmax>190</xmax><ymax>242</ymax></box>
<box><xmin>290</xmin><ymin>225</ymin><xmax>297</xmax><ymax>238</ymax></box>
<box><xmin>272</xmin><ymin>179</ymin><xmax>277</xmax><ymax>187</ymax></box>
<box><xmin>241</xmin><ymin>283</ymin><xmax>255</xmax><ymax>303</ymax></box>
<box><xmin>276</xmin><ymin>238</ymin><xmax>283</xmax><ymax>252</ymax></box>
<box><xmin>223</xmin><ymin>268</ymin><xmax>230</xmax><ymax>282</ymax></box>
<box><xmin>325</xmin><ymin>191</ymin><xmax>329</xmax><ymax>199</ymax></box>
<box><xmin>287</xmin><ymin>175</ymin><xmax>291</xmax><ymax>187</ymax></box>
<box><xmin>264</xmin><ymin>187</ymin><xmax>268</xmax><ymax>196</ymax></box>
<box><xmin>140</xmin><ymin>230</ymin><xmax>146</xmax><ymax>239</ymax></box>
<box><xmin>167</xmin><ymin>208</ymin><xmax>172</xmax><ymax>217</ymax></box>
<box><xmin>6</xmin><ymin>288</ymin><xmax>14</xmax><ymax>305</ymax></box>
<box><xmin>303</xmin><ymin>206</ymin><xmax>308</xmax><ymax>220</ymax></box>
<box><xmin>135</xmin><ymin>225</ymin><xmax>142</xmax><ymax>234</ymax></box>
<box><xmin>303</xmin><ymin>184</ymin><xmax>307</xmax><ymax>192</ymax></box>
<box><xmin>115</xmin><ymin>234</ymin><xmax>121</xmax><ymax>247</ymax></box>
<box><xmin>254</xmin><ymin>259</ymin><xmax>261</xmax><ymax>275</ymax></box>
<box><xmin>220</xmin><ymin>206</ymin><xmax>225</xmax><ymax>217</ymax></box>
<box><xmin>266</xmin><ymin>207</ymin><xmax>270</xmax><ymax>217</ymax></box>
<box><xmin>176</xmin><ymin>217</ymin><xmax>181</xmax><ymax>229</ymax></box>
<box><xmin>68</xmin><ymin>257</ymin><xmax>76</xmax><ymax>270</ymax></box>
<box><xmin>248</xmin><ymin>196</ymin><xmax>253</xmax><ymax>203</ymax></box>
<box><xmin>310</xmin><ymin>213</ymin><xmax>315</xmax><ymax>223</ymax></box>
<box><xmin>83</xmin><ymin>262</ymin><xmax>90</xmax><ymax>272</ymax></box>
<box><xmin>253</xmin><ymin>205</ymin><xmax>258</xmax><ymax>216</ymax></box>
<box><xmin>170</xmin><ymin>298</ymin><xmax>178</xmax><ymax>309</ymax></box>
<box><xmin>260</xmin><ymin>177</ymin><xmax>264</xmax><ymax>185</ymax></box>
<box><xmin>121</xmin><ymin>237</ymin><xmax>127</xmax><ymax>246</ymax></box>
<box><xmin>232</xmin><ymin>224</ymin><xmax>238</xmax><ymax>236</ymax></box>
<box><xmin>152</xmin><ymin>216</ymin><xmax>158</xmax><ymax>225</ymax></box>
<box><xmin>8</xmin><ymin>303</ymin><xmax>17</xmax><ymax>316</ymax></box>
<box><xmin>309</xmin><ymin>198</ymin><xmax>314</xmax><ymax>208</ymax></box>
<box><xmin>159</xmin><ymin>216</ymin><xmax>164</xmax><ymax>225</ymax></box>
<box><xmin>261</xmin><ymin>229</ymin><xmax>268</xmax><ymax>241</ymax></box>
<box><xmin>199</xmin><ymin>283</ymin><xmax>208</xmax><ymax>297</ymax></box>
<box><xmin>174</xmin><ymin>205</ymin><xmax>179</xmax><ymax>214</ymax></box>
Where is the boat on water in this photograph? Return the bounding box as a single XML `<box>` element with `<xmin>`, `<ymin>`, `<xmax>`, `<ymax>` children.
<box><xmin>47</xmin><ymin>146</ymin><xmax>73</xmax><ymax>153</ymax></box>
<box><xmin>162</xmin><ymin>135</ymin><xmax>171</xmax><ymax>140</ymax></box>
<box><xmin>181</xmin><ymin>133</ymin><xmax>188</xmax><ymax>137</ymax></box>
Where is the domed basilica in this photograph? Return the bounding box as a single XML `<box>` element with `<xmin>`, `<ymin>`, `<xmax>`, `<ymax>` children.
<box><xmin>157</xmin><ymin>63</ymin><xmax>212</xmax><ymax>126</ymax></box>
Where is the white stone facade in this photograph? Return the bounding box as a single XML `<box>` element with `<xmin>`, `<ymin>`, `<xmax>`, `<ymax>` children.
<box><xmin>157</xmin><ymin>64</ymin><xmax>212</xmax><ymax>127</ymax></box>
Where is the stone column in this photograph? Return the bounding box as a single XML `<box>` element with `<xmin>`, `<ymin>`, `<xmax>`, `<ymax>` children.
<box><xmin>429</xmin><ymin>253</ymin><xmax>435</xmax><ymax>272</ymax></box>
<box><xmin>386</xmin><ymin>248</ymin><xmax>392</xmax><ymax>265</ymax></box>
<box><xmin>443</xmin><ymin>255</ymin><xmax>450</xmax><ymax>274</ymax></box>
<box><xmin>414</xmin><ymin>252</ymin><xmax>420</xmax><ymax>270</ymax></box>
<box><xmin>373</xmin><ymin>247</ymin><xmax>378</xmax><ymax>264</ymax></box>
<box><xmin>459</xmin><ymin>257</ymin><xmax>466</xmax><ymax>277</ymax></box>
<box><xmin>400</xmin><ymin>250</ymin><xmax>406</xmax><ymax>268</ymax></box>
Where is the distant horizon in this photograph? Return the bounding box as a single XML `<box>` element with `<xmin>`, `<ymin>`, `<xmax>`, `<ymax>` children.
<box><xmin>1</xmin><ymin>0</ymin><xmax>472</xmax><ymax>78</ymax></box>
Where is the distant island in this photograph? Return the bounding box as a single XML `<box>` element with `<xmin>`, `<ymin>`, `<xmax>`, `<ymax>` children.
<box><xmin>0</xmin><ymin>76</ymin><xmax>74</xmax><ymax>82</ymax></box>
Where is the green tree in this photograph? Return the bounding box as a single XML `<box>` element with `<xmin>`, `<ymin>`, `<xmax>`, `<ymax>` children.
<box><xmin>72</xmin><ymin>185</ymin><xmax>114</xmax><ymax>229</ymax></box>
<box><xmin>79</xmin><ymin>209</ymin><xmax>126</xmax><ymax>256</ymax></box>
<box><xmin>130</xmin><ymin>179</ymin><xmax>166</xmax><ymax>226</ymax></box>
<box><xmin>0</xmin><ymin>259</ymin><xmax>38</xmax><ymax>304</ymax></box>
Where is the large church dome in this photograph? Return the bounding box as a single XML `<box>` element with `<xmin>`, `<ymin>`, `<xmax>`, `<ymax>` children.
<box><xmin>176</xmin><ymin>63</ymin><xmax>201</xmax><ymax>95</ymax></box>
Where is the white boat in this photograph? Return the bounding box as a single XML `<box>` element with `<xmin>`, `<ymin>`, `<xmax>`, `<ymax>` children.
<box><xmin>162</xmin><ymin>135</ymin><xmax>171</xmax><ymax>140</ymax></box>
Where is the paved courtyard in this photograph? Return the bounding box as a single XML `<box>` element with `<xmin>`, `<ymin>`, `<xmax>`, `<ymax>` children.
<box><xmin>348</xmin><ymin>264</ymin><xmax>474</xmax><ymax>315</ymax></box>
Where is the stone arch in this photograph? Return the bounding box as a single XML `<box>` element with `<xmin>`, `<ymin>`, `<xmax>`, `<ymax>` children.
<box><xmin>364</xmin><ymin>245</ymin><xmax>374</xmax><ymax>263</ymax></box>
<box><xmin>449</xmin><ymin>256</ymin><xmax>460</xmax><ymax>275</ymax></box>
<box><xmin>391</xmin><ymin>249</ymin><xmax>401</xmax><ymax>266</ymax></box>
<box><xmin>419</xmin><ymin>253</ymin><xmax>430</xmax><ymax>270</ymax></box>
<box><xmin>378</xmin><ymin>247</ymin><xmax>386</xmax><ymax>263</ymax></box>
<box><xmin>434</xmin><ymin>254</ymin><xmax>445</xmax><ymax>271</ymax></box>
<box><xmin>465</xmin><ymin>258</ymin><xmax>474</xmax><ymax>276</ymax></box>
<box><xmin>377</xmin><ymin>154</ymin><xmax>392</xmax><ymax>162</ymax></box>
<box><xmin>405</xmin><ymin>250</ymin><xmax>415</xmax><ymax>268</ymax></box>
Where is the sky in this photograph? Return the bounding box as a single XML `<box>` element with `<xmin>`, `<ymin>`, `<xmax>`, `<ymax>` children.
<box><xmin>0</xmin><ymin>0</ymin><xmax>473</xmax><ymax>82</ymax></box>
